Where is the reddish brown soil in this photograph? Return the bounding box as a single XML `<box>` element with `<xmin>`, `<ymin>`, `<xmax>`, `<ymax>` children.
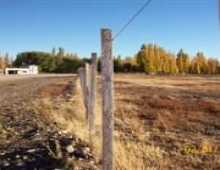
<box><xmin>114</xmin><ymin>76</ymin><xmax>220</xmax><ymax>170</ymax></box>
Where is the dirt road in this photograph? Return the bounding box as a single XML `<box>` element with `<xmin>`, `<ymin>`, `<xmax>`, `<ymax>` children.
<box><xmin>0</xmin><ymin>75</ymin><xmax>81</xmax><ymax>169</ymax></box>
<box><xmin>0</xmin><ymin>74</ymin><xmax>76</xmax><ymax>83</ymax></box>
<box><xmin>0</xmin><ymin>74</ymin><xmax>75</xmax><ymax>107</ymax></box>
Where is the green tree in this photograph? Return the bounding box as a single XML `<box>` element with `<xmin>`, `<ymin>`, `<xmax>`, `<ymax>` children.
<box><xmin>14</xmin><ymin>51</ymin><xmax>84</xmax><ymax>73</ymax></box>
<box><xmin>137</xmin><ymin>44</ymin><xmax>147</xmax><ymax>72</ymax></box>
<box><xmin>114</xmin><ymin>55</ymin><xmax>122</xmax><ymax>72</ymax></box>
<box><xmin>137</xmin><ymin>44</ymin><xmax>155</xmax><ymax>74</ymax></box>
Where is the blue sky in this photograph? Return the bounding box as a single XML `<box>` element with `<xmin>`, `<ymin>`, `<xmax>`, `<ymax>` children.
<box><xmin>0</xmin><ymin>0</ymin><xmax>219</xmax><ymax>59</ymax></box>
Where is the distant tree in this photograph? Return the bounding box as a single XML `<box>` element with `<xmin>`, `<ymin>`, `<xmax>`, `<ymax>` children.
<box><xmin>114</xmin><ymin>55</ymin><xmax>122</xmax><ymax>72</ymax></box>
<box><xmin>121</xmin><ymin>56</ymin><xmax>137</xmax><ymax>72</ymax></box>
<box><xmin>155</xmin><ymin>47</ymin><xmax>170</xmax><ymax>74</ymax></box>
<box><xmin>66</xmin><ymin>53</ymin><xmax>78</xmax><ymax>59</ymax></box>
<box><xmin>137</xmin><ymin>44</ymin><xmax>220</xmax><ymax>75</ymax></box>
<box><xmin>169</xmin><ymin>53</ymin><xmax>178</xmax><ymax>74</ymax></box>
<box><xmin>14</xmin><ymin>51</ymin><xmax>83</xmax><ymax>73</ymax></box>
<box><xmin>207</xmin><ymin>58</ymin><xmax>219</xmax><ymax>74</ymax></box>
<box><xmin>147</xmin><ymin>44</ymin><xmax>155</xmax><ymax>73</ymax></box>
<box><xmin>189</xmin><ymin>52</ymin><xmax>208</xmax><ymax>74</ymax></box>
<box><xmin>52</xmin><ymin>47</ymin><xmax>56</xmax><ymax>56</ymax></box>
<box><xmin>137</xmin><ymin>44</ymin><xmax>155</xmax><ymax>73</ymax></box>
<box><xmin>157</xmin><ymin>47</ymin><xmax>165</xmax><ymax>73</ymax></box>
<box><xmin>82</xmin><ymin>58</ymin><xmax>91</xmax><ymax>64</ymax></box>
<box><xmin>176</xmin><ymin>49</ymin><xmax>189</xmax><ymax>74</ymax></box>
<box><xmin>58</xmin><ymin>47</ymin><xmax>65</xmax><ymax>57</ymax></box>
<box><xmin>57</xmin><ymin>57</ymin><xmax>84</xmax><ymax>73</ymax></box>
<box><xmin>4</xmin><ymin>53</ymin><xmax>10</xmax><ymax>68</ymax></box>
<box><xmin>0</xmin><ymin>55</ymin><xmax>4</xmax><ymax>69</ymax></box>
<box><xmin>13</xmin><ymin>44</ymin><xmax>220</xmax><ymax>75</ymax></box>
<box><xmin>154</xmin><ymin>45</ymin><xmax>160</xmax><ymax>72</ymax></box>
<box><xmin>137</xmin><ymin>44</ymin><xmax>180</xmax><ymax>74</ymax></box>
<box><xmin>137</xmin><ymin>44</ymin><xmax>147</xmax><ymax>72</ymax></box>
<box><xmin>196</xmin><ymin>52</ymin><xmax>208</xmax><ymax>74</ymax></box>
<box><xmin>10</xmin><ymin>57</ymin><xmax>14</xmax><ymax>66</ymax></box>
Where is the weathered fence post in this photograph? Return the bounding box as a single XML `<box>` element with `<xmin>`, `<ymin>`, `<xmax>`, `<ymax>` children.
<box><xmin>79</xmin><ymin>64</ymin><xmax>90</xmax><ymax>120</ymax></box>
<box><xmin>78</xmin><ymin>68</ymin><xmax>83</xmax><ymax>88</ymax></box>
<box><xmin>78</xmin><ymin>68</ymin><xmax>86</xmax><ymax>107</ymax></box>
<box><xmin>88</xmin><ymin>53</ymin><xmax>97</xmax><ymax>144</ymax></box>
<box><xmin>101</xmin><ymin>29</ymin><xmax>114</xmax><ymax>170</ymax></box>
<box><xmin>85</xmin><ymin>63</ymin><xmax>90</xmax><ymax>121</ymax></box>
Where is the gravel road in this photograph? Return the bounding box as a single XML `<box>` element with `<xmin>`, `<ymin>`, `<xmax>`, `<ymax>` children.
<box><xmin>0</xmin><ymin>74</ymin><xmax>76</xmax><ymax>107</ymax></box>
<box><xmin>0</xmin><ymin>74</ymin><xmax>76</xmax><ymax>83</ymax></box>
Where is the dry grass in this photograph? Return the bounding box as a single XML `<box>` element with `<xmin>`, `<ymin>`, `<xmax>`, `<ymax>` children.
<box><xmin>99</xmin><ymin>79</ymin><xmax>164</xmax><ymax>169</ymax></box>
<box><xmin>28</xmin><ymin>79</ymin><xmax>100</xmax><ymax>168</ymax></box>
<box><xmin>32</xmin><ymin>79</ymin><xmax>91</xmax><ymax>143</ymax></box>
<box><xmin>28</xmin><ymin>77</ymin><xmax>165</xmax><ymax>169</ymax></box>
<box><xmin>114</xmin><ymin>75</ymin><xmax>220</xmax><ymax>169</ymax></box>
<box><xmin>114</xmin><ymin>93</ymin><xmax>164</xmax><ymax>169</ymax></box>
<box><xmin>30</xmin><ymin>79</ymin><xmax>102</xmax><ymax>160</ymax></box>
<box><xmin>27</xmin><ymin>75</ymin><xmax>220</xmax><ymax>169</ymax></box>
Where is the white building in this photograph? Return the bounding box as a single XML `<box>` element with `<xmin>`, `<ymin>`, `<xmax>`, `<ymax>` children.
<box><xmin>5</xmin><ymin>65</ymin><xmax>38</xmax><ymax>75</ymax></box>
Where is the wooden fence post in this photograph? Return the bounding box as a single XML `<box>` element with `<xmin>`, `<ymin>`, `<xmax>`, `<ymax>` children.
<box><xmin>101</xmin><ymin>29</ymin><xmax>114</xmax><ymax>170</ymax></box>
<box><xmin>78</xmin><ymin>68</ymin><xmax>86</xmax><ymax>107</ymax></box>
<box><xmin>78</xmin><ymin>68</ymin><xmax>84</xmax><ymax>92</ymax></box>
<box><xmin>78</xmin><ymin>64</ymin><xmax>89</xmax><ymax>120</ymax></box>
<box><xmin>88</xmin><ymin>53</ymin><xmax>97</xmax><ymax>144</ymax></box>
<box><xmin>85</xmin><ymin>63</ymin><xmax>90</xmax><ymax>121</ymax></box>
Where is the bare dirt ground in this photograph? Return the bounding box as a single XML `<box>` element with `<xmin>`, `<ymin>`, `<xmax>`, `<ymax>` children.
<box><xmin>1</xmin><ymin>74</ymin><xmax>220</xmax><ymax>169</ymax></box>
<box><xmin>0</xmin><ymin>74</ymin><xmax>75</xmax><ymax>106</ymax></box>
<box><xmin>0</xmin><ymin>75</ymin><xmax>98</xmax><ymax>170</ymax></box>
<box><xmin>0</xmin><ymin>74</ymin><xmax>76</xmax><ymax>83</ymax></box>
<box><xmin>114</xmin><ymin>75</ymin><xmax>220</xmax><ymax>169</ymax></box>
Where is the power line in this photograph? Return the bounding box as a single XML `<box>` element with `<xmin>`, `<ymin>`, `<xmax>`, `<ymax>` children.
<box><xmin>218</xmin><ymin>0</ymin><xmax>220</xmax><ymax>34</ymax></box>
<box><xmin>113</xmin><ymin>0</ymin><xmax>153</xmax><ymax>41</ymax></box>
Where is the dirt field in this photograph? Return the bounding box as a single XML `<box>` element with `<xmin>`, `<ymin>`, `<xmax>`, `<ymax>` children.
<box><xmin>0</xmin><ymin>74</ymin><xmax>220</xmax><ymax>169</ymax></box>
<box><xmin>114</xmin><ymin>75</ymin><xmax>220</xmax><ymax>169</ymax></box>
<box><xmin>0</xmin><ymin>75</ymin><xmax>100</xmax><ymax>170</ymax></box>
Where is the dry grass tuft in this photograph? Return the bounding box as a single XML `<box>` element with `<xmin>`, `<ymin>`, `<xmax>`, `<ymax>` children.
<box><xmin>31</xmin><ymin>78</ymin><xmax>102</xmax><ymax>157</ymax></box>
<box><xmin>29</xmin><ymin>77</ymin><xmax>165</xmax><ymax>169</ymax></box>
<box><xmin>114</xmin><ymin>100</ymin><xmax>164</xmax><ymax>169</ymax></box>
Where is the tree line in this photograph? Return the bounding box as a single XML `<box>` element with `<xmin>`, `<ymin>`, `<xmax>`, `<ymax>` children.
<box><xmin>13</xmin><ymin>47</ymin><xmax>85</xmax><ymax>73</ymax></box>
<box><xmin>1</xmin><ymin>44</ymin><xmax>220</xmax><ymax>75</ymax></box>
<box><xmin>136</xmin><ymin>44</ymin><xmax>220</xmax><ymax>75</ymax></box>
<box><xmin>111</xmin><ymin>44</ymin><xmax>220</xmax><ymax>75</ymax></box>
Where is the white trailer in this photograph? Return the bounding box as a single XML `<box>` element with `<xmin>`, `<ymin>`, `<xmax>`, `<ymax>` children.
<box><xmin>5</xmin><ymin>65</ymin><xmax>38</xmax><ymax>75</ymax></box>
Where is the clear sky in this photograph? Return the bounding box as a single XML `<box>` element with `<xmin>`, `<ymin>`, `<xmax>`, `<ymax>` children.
<box><xmin>0</xmin><ymin>0</ymin><xmax>219</xmax><ymax>59</ymax></box>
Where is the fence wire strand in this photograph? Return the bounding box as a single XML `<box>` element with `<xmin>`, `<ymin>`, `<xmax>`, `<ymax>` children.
<box><xmin>113</xmin><ymin>0</ymin><xmax>153</xmax><ymax>41</ymax></box>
